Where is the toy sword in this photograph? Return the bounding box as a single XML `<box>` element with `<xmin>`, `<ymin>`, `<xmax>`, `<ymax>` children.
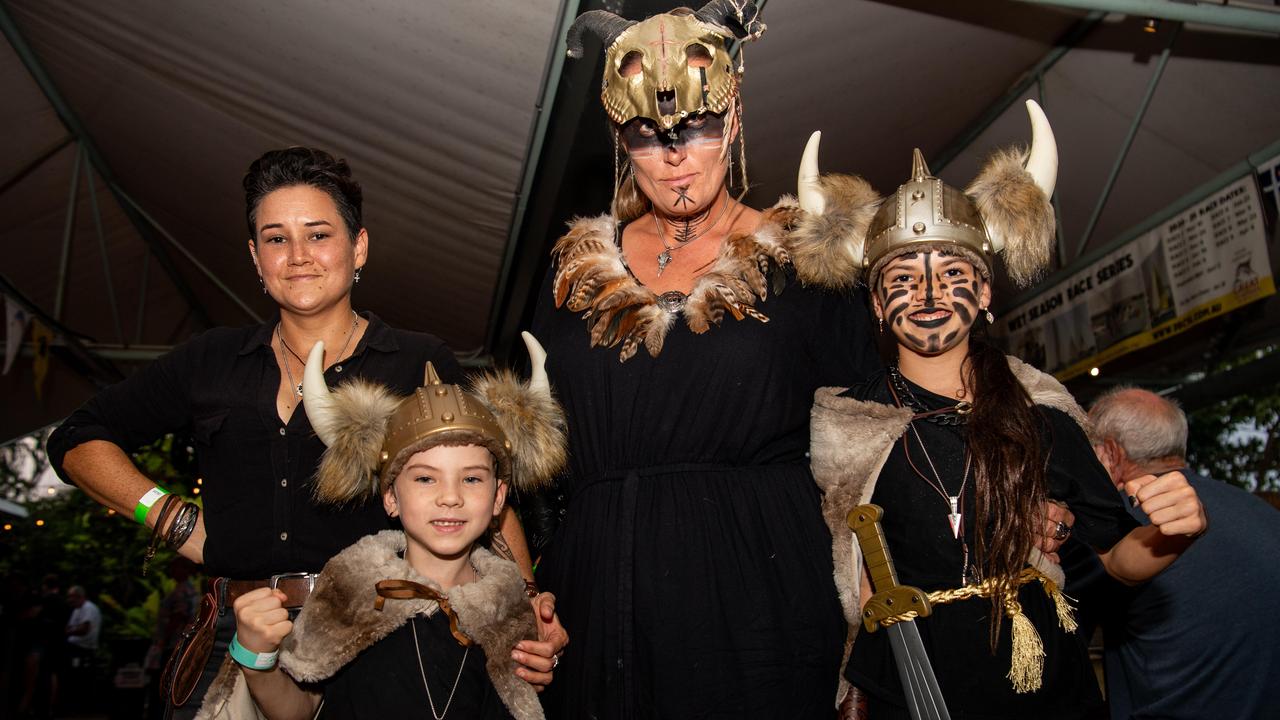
<box><xmin>848</xmin><ymin>504</ymin><xmax>952</xmax><ymax>720</ymax></box>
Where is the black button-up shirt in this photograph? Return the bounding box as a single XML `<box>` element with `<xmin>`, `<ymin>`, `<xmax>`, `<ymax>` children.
<box><xmin>48</xmin><ymin>312</ymin><xmax>462</xmax><ymax>578</ymax></box>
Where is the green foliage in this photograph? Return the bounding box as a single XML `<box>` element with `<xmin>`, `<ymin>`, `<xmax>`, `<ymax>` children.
<box><xmin>1186</xmin><ymin>345</ymin><xmax>1280</xmax><ymax>492</ymax></box>
<box><xmin>0</xmin><ymin>434</ymin><xmax>201</xmax><ymax>666</ymax></box>
<box><xmin>1188</xmin><ymin>391</ymin><xmax>1280</xmax><ymax>491</ymax></box>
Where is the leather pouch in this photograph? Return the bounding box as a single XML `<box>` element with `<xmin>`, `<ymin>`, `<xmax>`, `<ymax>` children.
<box><xmin>162</xmin><ymin>588</ymin><xmax>218</xmax><ymax>707</ymax></box>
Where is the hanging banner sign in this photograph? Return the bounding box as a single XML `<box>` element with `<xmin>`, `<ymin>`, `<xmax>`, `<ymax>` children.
<box><xmin>996</xmin><ymin>173</ymin><xmax>1274</xmax><ymax>381</ymax></box>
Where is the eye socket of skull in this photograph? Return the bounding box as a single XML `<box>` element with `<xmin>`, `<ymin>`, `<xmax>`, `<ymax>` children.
<box><xmin>619</xmin><ymin>50</ymin><xmax>643</xmax><ymax>78</ymax></box>
<box><xmin>685</xmin><ymin>43</ymin><xmax>713</xmax><ymax>68</ymax></box>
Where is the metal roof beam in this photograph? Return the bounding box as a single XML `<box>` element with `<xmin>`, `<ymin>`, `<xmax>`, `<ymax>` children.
<box><xmin>0</xmin><ymin>1</ymin><xmax>214</xmax><ymax>329</ymax></box>
<box><xmin>933</xmin><ymin>11</ymin><xmax>1104</xmax><ymax>174</ymax></box>
<box><xmin>1007</xmin><ymin>0</ymin><xmax>1280</xmax><ymax>36</ymax></box>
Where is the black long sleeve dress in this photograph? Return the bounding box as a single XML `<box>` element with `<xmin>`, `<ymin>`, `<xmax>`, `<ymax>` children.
<box><xmin>531</xmin><ymin>215</ymin><xmax>879</xmax><ymax>719</ymax></box>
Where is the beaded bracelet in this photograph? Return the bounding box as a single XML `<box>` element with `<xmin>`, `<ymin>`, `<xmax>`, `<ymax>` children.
<box><xmin>229</xmin><ymin>633</ymin><xmax>279</xmax><ymax>670</ymax></box>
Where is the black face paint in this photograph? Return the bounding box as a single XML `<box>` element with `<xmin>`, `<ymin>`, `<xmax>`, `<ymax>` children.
<box><xmin>879</xmin><ymin>251</ymin><xmax>985</xmax><ymax>357</ymax></box>
<box><xmin>620</xmin><ymin>112</ymin><xmax>726</xmax><ymax>155</ymax></box>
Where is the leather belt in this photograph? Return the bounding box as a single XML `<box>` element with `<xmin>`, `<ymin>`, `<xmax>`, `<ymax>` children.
<box><xmin>223</xmin><ymin>572</ymin><xmax>318</xmax><ymax>609</ymax></box>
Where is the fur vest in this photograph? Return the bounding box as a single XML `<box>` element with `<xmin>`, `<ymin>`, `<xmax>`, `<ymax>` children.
<box><xmin>551</xmin><ymin>175</ymin><xmax>880</xmax><ymax>361</ymax></box>
<box><xmin>809</xmin><ymin>356</ymin><xmax>1088</xmax><ymax>630</ymax></box>
<box><xmin>196</xmin><ymin>531</ymin><xmax>543</xmax><ymax>720</ymax></box>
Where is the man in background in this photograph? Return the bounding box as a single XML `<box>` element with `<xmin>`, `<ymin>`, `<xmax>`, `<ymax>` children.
<box><xmin>1088</xmin><ymin>387</ymin><xmax>1280</xmax><ymax>720</ymax></box>
<box><xmin>62</xmin><ymin>585</ymin><xmax>101</xmax><ymax>711</ymax></box>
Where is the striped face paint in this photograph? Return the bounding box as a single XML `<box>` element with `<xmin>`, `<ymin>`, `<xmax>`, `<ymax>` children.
<box><xmin>877</xmin><ymin>251</ymin><xmax>984</xmax><ymax>356</ymax></box>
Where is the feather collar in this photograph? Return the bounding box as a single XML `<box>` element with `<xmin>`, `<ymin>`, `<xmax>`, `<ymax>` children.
<box><xmin>551</xmin><ymin>207</ymin><xmax>795</xmax><ymax>362</ymax></box>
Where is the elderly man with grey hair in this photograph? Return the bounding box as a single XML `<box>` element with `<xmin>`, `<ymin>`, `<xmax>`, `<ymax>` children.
<box><xmin>1088</xmin><ymin>386</ymin><xmax>1280</xmax><ymax>720</ymax></box>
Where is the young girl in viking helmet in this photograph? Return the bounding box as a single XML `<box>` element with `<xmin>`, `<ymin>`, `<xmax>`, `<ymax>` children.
<box><xmin>198</xmin><ymin>333</ymin><xmax>565</xmax><ymax>720</ymax></box>
<box><xmin>801</xmin><ymin>102</ymin><xmax>1207</xmax><ymax>718</ymax></box>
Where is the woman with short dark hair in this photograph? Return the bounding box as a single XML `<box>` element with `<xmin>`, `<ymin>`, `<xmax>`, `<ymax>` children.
<box><xmin>49</xmin><ymin>147</ymin><xmax>563</xmax><ymax>718</ymax></box>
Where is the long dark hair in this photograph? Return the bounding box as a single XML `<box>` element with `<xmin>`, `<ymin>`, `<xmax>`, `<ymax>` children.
<box><xmin>964</xmin><ymin>332</ymin><xmax>1047</xmax><ymax>648</ymax></box>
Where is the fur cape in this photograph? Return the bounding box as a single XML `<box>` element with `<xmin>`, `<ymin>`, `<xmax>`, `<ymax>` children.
<box><xmin>551</xmin><ymin>175</ymin><xmax>881</xmax><ymax>362</ymax></box>
<box><xmin>195</xmin><ymin>532</ymin><xmax>544</xmax><ymax>720</ymax></box>
<box><xmin>809</xmin><ymin>357</ymin><xmax>1087</xmax><ymax>703</ymax></box>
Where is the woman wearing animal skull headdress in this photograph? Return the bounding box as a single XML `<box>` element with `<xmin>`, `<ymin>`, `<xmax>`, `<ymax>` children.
<box><xmin>806</xmin><ymin>102</ymin><xmax>1208</xmax><ymax>718</ymax></box>
<box><xmin>529</xmin><ymin>2</ymin><xmax>886</xmax><ymax>717</ymax></box>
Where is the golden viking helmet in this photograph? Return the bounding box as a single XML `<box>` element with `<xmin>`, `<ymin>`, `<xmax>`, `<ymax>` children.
<box><xmin>863</xmin><ymin>149</ymin><xmax>993</xmax><ymax>281</ymax></box>
<box><xmin>303</xmin><ymin>333</ymin><xmax>565</xmax><ymax>503</ymax></box>
<box><xmin>377</xmin><ymin>364</ymin><xmax>513</xmax><ymax>483</ymax></box>
<box><xmin>796</xmin><ymin>100</ymin><xmax>1060</xmax><ymax>288</ymax></box>
<box><xmin>566</xmin><ymin>1</ymin><xmax>766</xmax><ymax>130</ymax></box>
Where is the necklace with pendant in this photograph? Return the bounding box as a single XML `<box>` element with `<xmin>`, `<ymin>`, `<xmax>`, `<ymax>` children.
<box><xmin>885</xmin><ymin>367</ymin><xmax>977</xmax><ymax>584</ymax></box>
<box><xmin>411</xmin><ymin>615</ymin><xmax>469</xmax><ymax>720</ymax></box>
<box><xmin>651</xmin><ymin>196</ymin><xmax>730</xmax><ymax>276</ymax></box>
<box><xmin>277</xmin><ymin>310</ymin><xmax>358</xmax><ymax>397</ymax></box>
<box><xmin>903</xmin><ymin>429</ymin><xmax>975</xmax><ymax>585</ymax></box>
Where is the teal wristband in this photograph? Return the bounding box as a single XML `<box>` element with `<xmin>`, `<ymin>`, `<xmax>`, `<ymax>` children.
<box><xmin>229</xmin><ymin>633</ymin><xmax>279</xmax><ymax>670</ymax></box>
<box><xmin>134</xmin><ymin>487</ymin><xmax>169</xmax><ymax>525</ymax></box>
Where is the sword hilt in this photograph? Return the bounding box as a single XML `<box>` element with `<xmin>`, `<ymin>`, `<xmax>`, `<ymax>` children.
<box><xmin>848</xmin><ymin>504</ymin><xmax>933</xmax><ymax>632</ymax></box>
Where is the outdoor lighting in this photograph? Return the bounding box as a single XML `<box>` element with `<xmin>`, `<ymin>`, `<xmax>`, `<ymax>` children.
<box><xmin>3</xmin><ymin>524</ymin><xmax>11</xmax><ymax>531</ymax></box>
<box><xmin>35</xmin><ymin>519</ymin><xmax>45</xmax><ymax>527</ymax></box>
<box><xmin>46</xmin><ymin>487</ymin><xmax>56</xmax><ymax>495</ymax></box>
<box><xmin>1143</xmin><ymin>18</ymin><xmax>1160</xmax><ymax>33</ymax></box>
<box><xmin>107</xmin><ymin>508</ymin><xmax>116</xmax><ymax>515</ymax></box>
<box><xmin>193</xmin><ymin>487</ymin><xmax>201</xmax><ymax>495</ymax></box>
<box><xmin>1089</xmin><ymin>367</ymin><xmax>1100</xmax><ymax>377</ymax></box>
<box><xmin>196</xmin><ymin>477</ymin><xmax>203</xmax><ymax>485</ymax></box>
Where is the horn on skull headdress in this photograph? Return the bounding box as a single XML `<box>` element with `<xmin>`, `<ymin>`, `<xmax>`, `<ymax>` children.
<box><xmin>694</xmin><ymin>0</ymin><xmax>767</xmax><ymax>40</ymax></box>
<box><xmin>566</xmin><ymin>10</ymin><xmax>637</xmax><ymax>59</ymax></box>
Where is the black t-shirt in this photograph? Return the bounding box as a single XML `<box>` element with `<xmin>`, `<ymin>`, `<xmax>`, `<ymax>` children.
<box><xmin>842</xmin><ymin>370</ymin><xmax>1136</xmax><ymax>720</ymax></box>
<box><xmin>318</xmin><ymin>611</ymin><xmax>514</xmax><ymax>719</ymax></box>
<box><xmin>48</xmin><ymin>312</ymin><xmax>462</xmax><ymax>578</ymax></box>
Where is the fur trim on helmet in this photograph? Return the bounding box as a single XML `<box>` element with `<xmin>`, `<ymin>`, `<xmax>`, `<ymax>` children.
<box><xmin>469</xmin><ymin>369</ymin><xmax>568</xmax><ymax>492</ymax></box>
<box><xmin>784</xmin><ymin>173</ymin><xmax>882</xmax><ymax>289</ymax></box>
<box><xmin>312</xmin><ymin>379</ymin><xmax>401</xmax><ymax>505</ymax></box>
<box><xmin>966</xmin><ymin>147</ymin><xmax>1055</xmax><ymax>288</ymax></box>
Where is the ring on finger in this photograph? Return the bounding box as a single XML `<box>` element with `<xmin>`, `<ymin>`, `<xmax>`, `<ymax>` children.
<box><xmin>552</xmin><ymin>653</ymin><xmax>561</xmax><ymax>669</ymax></box>
<box><xmin>1052</xmin><ymin>520</ymin><xmax>1071</xmax><ymax>541</ymax></box>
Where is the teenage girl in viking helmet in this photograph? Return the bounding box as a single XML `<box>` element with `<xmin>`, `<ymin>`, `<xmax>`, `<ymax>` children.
<box><xmin>803</xmin><ymin>102</ymin><xmax>1207</xmax><ymax>718</ymax></box>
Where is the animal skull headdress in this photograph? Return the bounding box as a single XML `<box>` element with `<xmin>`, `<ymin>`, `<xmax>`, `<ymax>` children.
<box><xmin>567</xmin><ymin>0</ymin><xmax>766</xmax><ymax>131</ymax></box>
<box><xmin>302</xmin><ymin>332</ymin><xmax>567</xmax><ymax>504</ymax></box>
<box><xmin>797</xmin><ymin>100</ymin><xmax>1059</xmax><ymax>288</ymax></box>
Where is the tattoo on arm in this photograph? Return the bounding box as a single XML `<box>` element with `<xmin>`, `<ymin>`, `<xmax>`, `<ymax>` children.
<box><xmin>490</xmin><ymin>530</ymin><xmax>516</xmax><ymax>563</ymax></box>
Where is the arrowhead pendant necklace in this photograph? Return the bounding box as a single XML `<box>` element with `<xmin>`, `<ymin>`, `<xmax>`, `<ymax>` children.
<box><xmin>904</xmin><ymin>422</ymin><xmax>972</xmax><ymax>539</ymax></box>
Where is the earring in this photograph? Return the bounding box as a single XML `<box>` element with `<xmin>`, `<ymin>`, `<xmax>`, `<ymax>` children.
<box><xmin>983</xmin><ymin>307</ymin><xmax>994</xmax><ymax>324</ymax></box>
<box><xmin>353</xmin><ymin>267</ymin><xmax>362</xmax><ymax>284</ymax></box>
<box><xmin>258</xmin><ymin>276</ymin><xmax>266</xmax><ymax>295</ymax></box>
<box><xmin>878</xmin><ymin>316</ymin><xmax>884</xmax><ymax>333</ymax></box>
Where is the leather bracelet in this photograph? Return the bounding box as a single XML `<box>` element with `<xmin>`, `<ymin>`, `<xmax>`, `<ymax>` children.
<box><xmin>166</xmin><ymin>502</ymin><xmax>199</xmax><ymax>550</ymax></box>
<box><xmin>143</xmin><ymin>493</ymin><xmax>180</xmax><ymax>576</ymax></box>
<box><xmin>229</xmin><ymin>633</ymin><xmax>279</xmax><ymax>670</ymax></box>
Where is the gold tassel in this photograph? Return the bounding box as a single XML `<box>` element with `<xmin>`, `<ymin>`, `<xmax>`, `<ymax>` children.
<box><xmin>1042</xmin><ymin>579</ymin><xmax>1078</xmax><ymax>633</ymax></box>
<box><xmin>1006</xmin><ymin>602</ymin><xmax>1045</xmax><ymax>693</ymax></box>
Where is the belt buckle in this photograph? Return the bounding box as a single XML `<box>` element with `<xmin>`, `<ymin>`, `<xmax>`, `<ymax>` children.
<box><xmin>269</xmin><ymin>572</ymin><xmax>316</xmax><ymax>594</ymax></box>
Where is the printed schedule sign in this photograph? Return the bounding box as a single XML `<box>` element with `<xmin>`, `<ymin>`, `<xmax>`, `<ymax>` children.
<box><xmin>996</xmin><ymin>174</ymin><xmax>1273</xmax><ymax>381</ymax></box>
